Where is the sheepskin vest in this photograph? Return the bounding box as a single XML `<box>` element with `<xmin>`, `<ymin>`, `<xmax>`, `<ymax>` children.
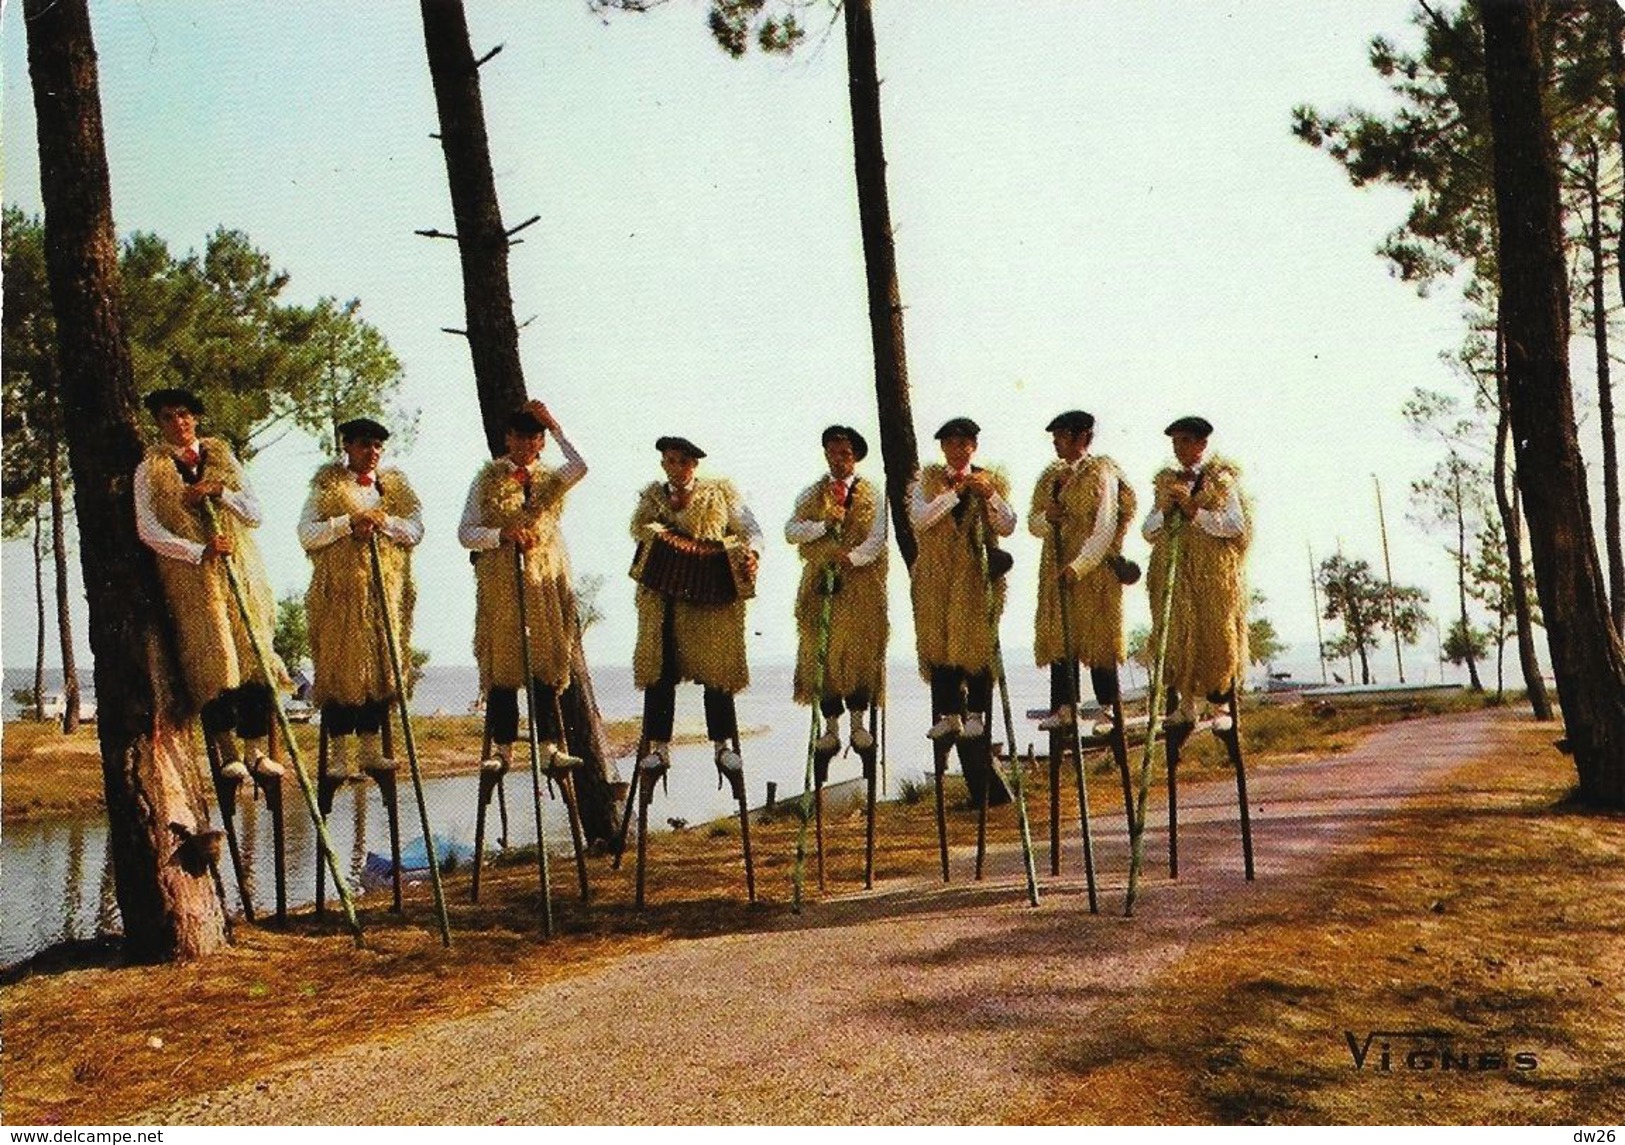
<box><xmin>143</xmin><ymin>438</ymin><xmax>286</xmax><ymax>707</ymax></box>
<box><xmin>790</xmin><ymin>474</ymin><xmax>888</xmax><ymax>705</ymax></box>
<box><xmin>1031</xmin><ymin>455</ymin><xmax>1137</xmax><ymax>668</ymax></box>
<box><xmin>470</xmin><ymin>460</ymin><xmax>576</xmax><ymax>691</ymax></box>
<box><xmin>630</xmin><ymin>477</ymin><xmax>751</xmax><ymax>693</ymax></box>
<box><xmin>304</xmin><ymin>463</ymin><xmax>419</xmax><ymax>708</ymax></box>
<box><xmin>1145</xmin><ymin>455</ymin><xmax>1251</xmax><ymax>701</ymax></box>
<box><xmin>910</xmin><ymin>463</ymin><xmax>1010</xmax><ymax>677</ymax></box>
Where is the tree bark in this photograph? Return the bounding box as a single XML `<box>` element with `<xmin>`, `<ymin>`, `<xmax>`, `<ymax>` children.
<box><xmin>1496</xmin><ymin>312</ymin><xmax>1553</xmax><ymax>718</ymax></box>
<box><xmin>25</xmin><ymin>0</ymin><xmax>227</xmax><ymax>958</ymax></box>
<box><xmin>1452</xmin><ymin>466</ymin><xmax>1484</xmax><ymax>691</ymax></box>
<box><xmin>32</xmin><ymin>503</ymin><xmax>46</xmax><ymax>721</ymax></box>
<box><xmin>420</xmin><ymin>0</ymin><xmax>617</xmax><ymax>843</ymax></box>
<box><xmin>1584</xmin><ymin>148</ymin><xmax>1625</xmax><ymax>636</ymax></box>
<box><xmin>843</xmin><ymin>0</ymin><xmax>920</xmax><ymax>568</ymax></box>
<box><xmin>1483</xmin><ymin>0</ymin><xmax>1625</xmax><ymax>807</ymax></box>
<box><xmin>50</xmin><ymin>423</ymin><xmax>82</xmax><ymax>733</ymax></box>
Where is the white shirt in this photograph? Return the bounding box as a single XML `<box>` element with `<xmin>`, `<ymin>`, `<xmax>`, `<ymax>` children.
<box><xmin>458</xmin><ymin>430</ymin><xmax>588</xmax><ymax>552</ymax></box>
<box><xmin>907</xmin><ymin>468</ymin><xmax>1017</xmax><ymax>537</ymax></box>
<box><xmin>133</xmin><ymin>444</ymin><xmax>262</xmax><ymax>565</ymax></box>
<box><xmin>1141</xmin><ymin>463</ymin><xmax>1246</xmax><ymax>541</ymax></box>
<box><xmin>1027</xmin><ymin>456</ymin><xmax>1120</xmax><ymax>577</ymax></box>
<box><xmin>297</xmin><ymin>469</ymin><xmax>424</xmax><ymax>552</ymax></box>
<box><xmin>783</xmin><ymin>473</ymin><xmax>889</xmax><ymax>567</ymax></box>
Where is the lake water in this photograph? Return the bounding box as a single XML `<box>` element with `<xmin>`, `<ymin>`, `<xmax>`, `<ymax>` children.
<box><xmin>2</xmin><ymin>657</ymin><xmax>1088</xmax><ymax>965</ymax></box>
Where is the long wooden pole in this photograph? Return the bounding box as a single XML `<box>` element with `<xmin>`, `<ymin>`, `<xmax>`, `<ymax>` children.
<box><xmin>1126</xmin><ymin>516</ymin><xmax>1183</xmax><ymax>917</ymax></box>
<box><xmin>513</xmin><ymin>545</ymin><xmax>555</xmax><ymax>936</ymax></box>
<box><xmin>1308</xmin><ymin>542</ymin><xmax>1329</xmax><ymax>685</ymax></box>
<box><xmin>1374</xmin><ymin>475</ymin><xmax>1406</xmax><ymax>683</ymax></box>
<box><xmin>201</xmin><ymin>500</ymin><xmax>361</xmax><ymax>944</ymax></box>
<box><xmin>368</xmin><ymin>535</ymin><xmax>452</xmax><ymax>947</ymax></box>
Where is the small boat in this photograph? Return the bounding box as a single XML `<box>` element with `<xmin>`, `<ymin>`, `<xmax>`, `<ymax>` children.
<box><xmin>364</xmin><ymin>834</ymin><xmax>475</xmax><ymax>883</ymax></box>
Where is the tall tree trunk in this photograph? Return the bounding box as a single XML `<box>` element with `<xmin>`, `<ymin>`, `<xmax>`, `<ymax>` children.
<box><xmin>1483</xmin><ymin>1</ymin><xmax>1625</xmax><ymax>808</ymax></box>
<box><xmin>843</xmin><ymin>0</ymin><xmax>920</xmax><ymax>568</ymax></box>
<box><xmin>1496</xmin><ymin>312</ymin><xmax>1552</xmax><ymax>718</ymax></box>
<box><xmin>420</xmin><ymin>0</ymin><xmax>616</xmax><ymax>842</ymax></box>
<box><xmin>50</xmin><ymin>423</ymin><xmax>81</xmax><ymax>733</ymax></box>
<box><xmin>1453</xmin><ymin>468</ymin><xmax>1484</xmax><ymax>691</ymax></box>
<box><xmin>32</xmin><ymin>503</ymin><xmax>46</xmax><ymax>721</ymax></box>
<box><xmin>1584</xmin><ymin>148</ymin><xmax>1625</xmax><ymax>636</ymax></box>
<box><xmin>24</xmin><ymin>0</ymin><xmax>227</xmax><ymax>957</ymax></box>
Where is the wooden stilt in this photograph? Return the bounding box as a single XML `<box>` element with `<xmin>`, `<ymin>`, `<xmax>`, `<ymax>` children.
<box><xmin>203</xmin><ymin>733</ymin><xmax>254</xmax><ymax>923</ymax></box>
<box><xmin>1109</xmin><ymin>691</ymin><xmax>1135</xmax><ymax>837</ymax></box>
<box><xmin>861</xmin><ymin>705</ymin><xmax>879</xmax><ymax>890</ymax></box>
<box><xmin>1166</xmin><ymin>718</ymin><xmax>1193</xmax><ymax>879</ymax></box>
<box><xmin>932</xmin><ymin>735</ymin><xmax>952</xmax><ymax>883</ymax></box>
<box><xmin>471</xmin><ymin>722</ymin><xmax>495</xmax><ymax>903</ymax></box>
<box><xmin>551</xmin><ymin>689</ymin><xmax>591</xmax><ymax>903</ymax></box>
<box><xmin>1048</xmin><ymin>728</ymin><xmax>1063</xmax><ymax>876</ymax></box>
<box><xmin>1215</xmin><ymin>692</ymin><xmax>1256</xmax><ymax>881</ymax></box>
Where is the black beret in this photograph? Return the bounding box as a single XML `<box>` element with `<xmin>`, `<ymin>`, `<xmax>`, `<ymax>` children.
<box><xmin>1045</xmin><ymin>410</ymin><xmax>1095</xmax><ymax>434</ymax></box>
<box><xmin>1164</xmin><ymin>416</ymin><xmax>1214</xmax><ymax>438</ymax></box>
<box><xmin>655</xmin><ymin>435</ymin><xmax>706</xmax><ymax>460</ymax></box>
<box><xmin>934</xmin><ymin>416</ymin><xmax>980</xmax><ymax>441</ymax></box>
<box><xmin>508</xmin><ymin>407</ymin><xmax>547</xmax><ymax>434</ymax></box>
<box><xmin>143</xmin><ymin>388</ymin><xmax>204</xmax><ymax>416</ymax></box>
<box><xmin>821</xmin><ymin>424</ymin><xmax>869</xmax><ymax>461</ymax></box>
<box><xmin>338</xmin><ymin>417</ymin><xmax>391</xmax><ymax>443</ymax></box>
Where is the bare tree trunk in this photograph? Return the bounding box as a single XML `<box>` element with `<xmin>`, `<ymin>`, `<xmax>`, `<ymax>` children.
<box><xmin>1453</xmin><ymin>467</ymin><xmax>1484</xmax><ymax>691</ymax></box>
<box><xmin>420</xmin><ymin>0</ymin><xmax>616</xmax><ymax>842</ymax></box>
<box><xmin>32</xmin><ymin>503</ymin><xmax>46</xmax><ymax>721</ymax></box>
<box><xmin>50</xmin><ymin>423</ymin><xmax>81</xmax><ymax>733</ymax></box>
<box><xmin>1496</xmin><ymin>313</ymin><xmax>1553</xmax><ymax>718</ymax></box>
<box><xmin>25</xmin><ymin>0</ymin><xmax>227</xmax><ymax>957</ymax></box>
<box><xmin>844</xmin><ymin>0</ymin><xmax>920</xmax><ymax>568</ymax></box>
<box><xmin>1583</xmin><ymin>149</ymin><xmax>1625</xmax><ymax>636</ymax></box>
<box><xmin>1484</xmin><ymin>1</ymin><xmax>1625</xmax><ymax>808</ymax></box>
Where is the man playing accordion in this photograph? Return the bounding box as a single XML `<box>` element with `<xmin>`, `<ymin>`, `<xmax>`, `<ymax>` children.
<box><xmin>630</xmin><ymin>436</ymin><xmax>763</xmax><ymax>785</ymax></box>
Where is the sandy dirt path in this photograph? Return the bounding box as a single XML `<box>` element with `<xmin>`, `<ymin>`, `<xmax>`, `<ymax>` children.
<box><xmin>147</xmin><ymin>709</ymin><xmax>1504</xmax><ymax>1125</ymax></box>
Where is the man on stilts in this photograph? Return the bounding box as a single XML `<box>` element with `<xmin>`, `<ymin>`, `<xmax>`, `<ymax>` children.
<box><xmin>786</xmin><ymin>425</ymin><xmax>888</xmax><ymax>757</ymax></box>
<box><xmin>908</xmin><ymin>417</ymin><xmax>1016</xmax><ymax>744</ymax></box>
<box><xmin>297</xmin><ymin>417</ymin><xmax>423</xmax><ymax>785</ymax></box>
<box><xmin>1142</xmin><ymin>415</ymin><xmax>1250</xmax><ymax>731</ymax></box>
<box><xmin>459</xmin><ymin>400</ymin><xmax>587</xmax><ymax>775</ymax></box>
<box><xmin>631</xmin><ymin>436</ymin><xmax>762</xmax><ymax>785</ymax></box>
<box><xmin>1030</xmin><ymin>409</ymin><xmax>1137</xmax><ymax>734</ymax></box>
<box><xmin>134</xmin><ymin>388</ymin><xmax>288</xmax><ymax>784</ymax></box>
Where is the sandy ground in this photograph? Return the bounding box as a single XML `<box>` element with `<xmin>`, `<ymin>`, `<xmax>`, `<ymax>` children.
<box><xmin>144</xmin><ymin>709</ymin><xmax>1502</xmax><ymax>1125</ymax></box>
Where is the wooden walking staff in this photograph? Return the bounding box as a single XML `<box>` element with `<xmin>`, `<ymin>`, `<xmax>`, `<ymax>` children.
<box><xmin>368</xmin><ymin>534</ymin><xmax>452</xmax><ymax>947</ymax></box>
<box><xmin>510</xmin><ymin>542</ymin><xmax>555</xmax><ymax>928</ymax></box>
<box><xmin>791</xmin><ymin>559</ymin><xmax>839</xmax><ymax>912</ymax></box>
<box><xmin>1050</xmin><ymin>509</ymin><xmax>1100</xmax><ymax>912</ymax></box>
<box><xmin>973</xmin><ymin>509</ymin><xmax>1042</xmax><ymax>908</ymax></box>
<box><xmin>199</xmin><ymin>499</ymin><xmax>362</xmax><ymax>944</ymax></box>
<box><xmin>1125</xmin><ymin>514</ymin><xmax>1184</xmax><ymax>917</ymax></box>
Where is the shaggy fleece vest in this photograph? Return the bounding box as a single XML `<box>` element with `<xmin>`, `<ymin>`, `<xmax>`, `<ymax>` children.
<box><xmin>1031</xmin><ymin>454</ymin><xmax>1137</xmax><ymax>668</ymax></box>
<box><xmin>910</xmin><ymin>463</ymin><xmax>1010</xmax><ymax>678</ymax></box>
<box><xmin>143</xmin><ymin>438</ymin><xmax>286</xmax><ymax>707</ymax></box>
<box><xmin>789</xmin><ymin>474</ymin><xmax>888</xmax><ymax>705</ymax></box>
<box><xmin>1145</xmin><ymin>455</ymin><xmax>1251</xmax><ymax>700</ymax></box>
<box><xmin>305</xmin><ymin>463</ymin><xmax>419</xmax><ymax>708</ymax></box>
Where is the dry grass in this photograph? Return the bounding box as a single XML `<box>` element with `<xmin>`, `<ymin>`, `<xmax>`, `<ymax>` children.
<box><xmin>1017</xmin><ymin>717</ymin><xmax>1625</xmax><ymax>1125</ymax></box>
<box><xmin>4</xmin><ymin>694</ymin><xmax>1605</xmax><ymax>1128</ymax></box>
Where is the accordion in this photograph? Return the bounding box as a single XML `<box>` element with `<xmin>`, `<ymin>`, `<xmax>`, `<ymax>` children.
<box><xmin>630</xmin><ymin>530</ymin><xmax>756</xmax><ymax>605</ymax></box>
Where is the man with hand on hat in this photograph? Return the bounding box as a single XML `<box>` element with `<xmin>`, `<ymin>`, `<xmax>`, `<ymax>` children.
<box><xmin>459</xmin><ymin>400</ymin><xmax>588</xmax><ymax>774</ymax></box>
<box><xmin>785</xmin><ymin>425</ymin><xmax>889</xmax><ymax>753</ymax></box>
<box><xmin>1142</xmin><ymin>416</ymin><xmax>1251</xmax><ymax>730</ymax></box>
<box><xmin>297</xmin><ymin>416</ymin><xmax>423</xmax><ymax>782</ymax></box>
<box><xmin>630</xmin><ymin>435</ymin><xmax>763</xmax><ymax>783</ymax></box>
<box><xmin>1029</xmin><ymin>410</ymin><xmax>1137</xmax><ymax>733</ymax></box>
<box><xmin>134</xmin><ymin>388</ymin><xmax>288</xmax><ymax>783</ymax></box>
<box><xmin>908</xmin><ymin>416</ymin><xmax>1016</xmax><ymax>742</ymax></box>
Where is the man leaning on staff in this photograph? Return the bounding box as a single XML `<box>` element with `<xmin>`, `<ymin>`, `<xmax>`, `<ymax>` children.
<box><xmin>1142</xmin><ymin>415</ymin><xmax>1251</xmax><ymax>731</ymax></box>
<box><xmin>785</xmin><ymin>424</ymin><xmax>888</xmax><ymax>754</ymax></box>
<box><xmin>134</xmin><ymin>387</ymin><xmax>288</xmax><ymax>783</ymax></box>
<box><xmin>459</xmin><ymin>400</ymin><xmax>587</xmax><ymax>774</ymax></box>
<box><xmin>1029</xmin><ymin>409</ymin><xmax>1137</xmax><ymax>734</ymax></box>
<box><xmin>908</xmin><ymin>416</ymin><xmax>1017</xmax><ymax>742</ymax></box>
<box><xmin>297</xmin><ymin>416</ymin><xmax>423</xmax><ymax>781</ymax></box>
<box><xmin>630</xmin><ymin>435</ymin><xmax>763</xmax><ymax>781</ymax></box>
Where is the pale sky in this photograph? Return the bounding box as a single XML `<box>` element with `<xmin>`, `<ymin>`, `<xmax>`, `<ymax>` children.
<box><xmin>2</xmin><ymin>1</ymin><xmax>1606</xmax><ymax>684</ymax></box>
